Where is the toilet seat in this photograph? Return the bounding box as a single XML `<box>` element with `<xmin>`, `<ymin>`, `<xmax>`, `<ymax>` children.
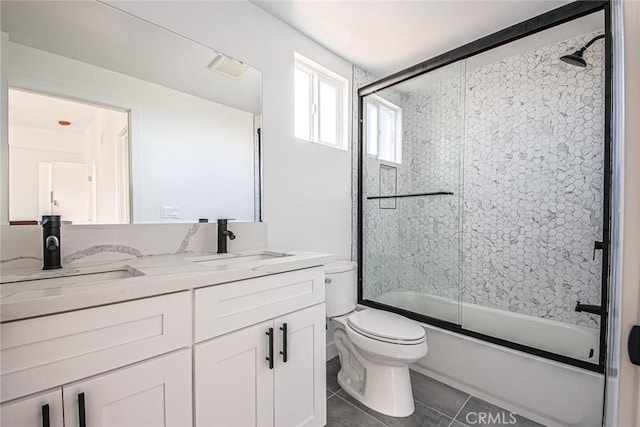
<box><xmin>347</xmin><ymin>309</ymin><xmax>425</xmax><ymax>345</ymax></box>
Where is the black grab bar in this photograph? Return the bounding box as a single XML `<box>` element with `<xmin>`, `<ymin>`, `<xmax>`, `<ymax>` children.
<box><xmin>366</xmin><ymin>191</ymin><xmax>454</xmax><ymax>200</ymax></box>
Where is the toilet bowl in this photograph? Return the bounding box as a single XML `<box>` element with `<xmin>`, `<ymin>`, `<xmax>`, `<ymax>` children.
<box><xmin>325</xmin><ymin>261</ymin><xmax>428</xmax><ymax>417</ymax></box>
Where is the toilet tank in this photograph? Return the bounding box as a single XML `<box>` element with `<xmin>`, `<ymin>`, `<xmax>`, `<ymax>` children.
<box><xmin>325</xmin><ymin>261</ymin><xmax>357</xmax><ymax>317</ymax></box>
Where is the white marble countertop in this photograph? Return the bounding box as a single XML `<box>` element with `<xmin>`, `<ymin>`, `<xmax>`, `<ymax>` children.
<box><xmin>0</xmin><ymin>249</ymin><xmax>334</xmax><ymax>322</ymax></box>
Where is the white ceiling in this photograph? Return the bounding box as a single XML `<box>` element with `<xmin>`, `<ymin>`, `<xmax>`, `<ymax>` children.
<box><xmin>8</xmin><ymin>89</ymin><xmax>105</xmax><ymax>134</ymax></box>
<box><xmin>252</xmin><ymin>0</ymin><xmax>574</xmax><ymax>76</ymax></box>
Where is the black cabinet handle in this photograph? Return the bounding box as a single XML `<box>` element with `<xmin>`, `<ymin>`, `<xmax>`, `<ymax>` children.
<box><xmin>78</xmin><ymin>392</ymin><xmax>86</xmax><ymax>427</ymax></box>
<box><xmin>266</xmin><ymin>328</ymin><xmax>274</xmax><ymax>369</ymax></box>
<box><xmin>41</xmin><ymin>404</ymin><xmax>50</xmax><ymax>427</ymax></box>
<box><xmin>279</xmin><ymin>323</ymin><xmax>288</xmax><ymax>363</ymax></box>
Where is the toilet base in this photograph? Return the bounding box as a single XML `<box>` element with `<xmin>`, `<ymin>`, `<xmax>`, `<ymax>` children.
<box><xmin>331</xmin><ymin>310</ymin><xmax>428</xmax><ymax>418</ymax></box>
<box><xmin>337</xmin><ymin>363</ymin><xmax>416</xmax><ymax>417</ymax></box>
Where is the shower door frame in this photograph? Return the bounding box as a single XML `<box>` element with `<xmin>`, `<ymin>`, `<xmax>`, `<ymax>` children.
<box><xmin>357</xmin><ymin>0</ymin><xmax>612</xmax><ymax>373</ymax></box>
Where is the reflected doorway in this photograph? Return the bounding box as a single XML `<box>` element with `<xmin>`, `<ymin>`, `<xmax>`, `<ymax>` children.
<box><xmin>8</xmin><ymin>88</ymin><xmax>130</xmax><ymax>225</ymax></box>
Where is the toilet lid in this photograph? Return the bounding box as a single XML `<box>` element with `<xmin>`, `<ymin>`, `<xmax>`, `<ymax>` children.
<box><xmin>347</xmin><ymin>310</ymin><xmax>425</xmax><ymax>342</ymax></box>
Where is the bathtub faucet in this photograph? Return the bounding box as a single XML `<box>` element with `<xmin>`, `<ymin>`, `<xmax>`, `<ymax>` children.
<box><xmin>575</xmin><ymin>301</ymin><xmax>603</xmax><ymax>316</ymax></box>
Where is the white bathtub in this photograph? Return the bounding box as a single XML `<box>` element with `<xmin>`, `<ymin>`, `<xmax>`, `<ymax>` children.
<box><xmin>374</xmin><ymin>290</ymin><xmax>600</xmax><ymax>362</ymax></box>
<box><xmin>372</xmin><ymin>290</ymin><xmax>605</xmax><ymax>427</ymax></box>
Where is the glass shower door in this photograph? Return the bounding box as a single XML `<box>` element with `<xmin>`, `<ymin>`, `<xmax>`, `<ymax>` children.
<box><xmin>361</xmin><ymin>61</ymin><xmax>465</xmax><ymax>325</ymax></box>
<box><xmin>358</xmin><ymin>5</ymin><xmax>608</xmax><ymax>371</ymax></box>
<box><xmin>459</xmin><ymin>11</ymin><xmax>605</xmax><ymax>363</ymax></box>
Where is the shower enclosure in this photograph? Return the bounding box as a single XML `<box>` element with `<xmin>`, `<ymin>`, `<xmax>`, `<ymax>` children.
<box><xmin>358</xmin><ymin>2</ymin><xmax>610</xmax><ymax>372</ymax></box>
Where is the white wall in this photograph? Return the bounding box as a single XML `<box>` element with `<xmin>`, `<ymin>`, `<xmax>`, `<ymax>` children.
<box><xmin>107</xmin><ymin>1</ymin><xmax>354</xmax><ymax>259</ymax></box>
<box><xmin>83</xmin><ymin>108</ymin><xmax>128</xmax><ymax>223</ymax></box>
<box><xmin>9</xmin><ymin>124</ymin><xmax>86</xmax><ymax>153</ymax></box>
<box><xmin>5</xmin><ymin>41</ymin><xmax>256</xmax><ymax>224</ymax></box>
<box><xmin>8</xmin><ymin>125</ymin><xmax>85</xmax><ymax>220</ymax></box>
<box><xmin>132</xmin><ymin>87</ymin><xmax>254</xmax><ymax>223</ymax></box>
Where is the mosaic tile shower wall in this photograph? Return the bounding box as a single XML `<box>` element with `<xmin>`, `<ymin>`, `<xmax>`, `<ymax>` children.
<box><xmin>397</xmin><ymin>73</ymin><xmax>463</xmax><ymax>302</ymax></box>
<box><xmin>360</xmin><ymin>72</ymin><xmax>404</xmax><ymax>299</ymax></box>
<box><xmin>351</xmin><ymin>66</ymin><xmax>377</xmax><ymax>263</ymax></box>
<box><xmin>462</xmin><ymin>31</ymin><xmax>604</xmax><ymax>328</ymax></box>
<box><xmin>361</xmin><ymin>66</ymin><xmax>464</xmax><ymax>302</ymax></box>
<box><xmin>359</xmin><ymin>31</ymin><xmax>604</xmax><ymax>328</ymax></box>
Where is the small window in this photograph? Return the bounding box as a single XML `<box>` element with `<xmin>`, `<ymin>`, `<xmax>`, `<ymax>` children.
<box><xmin>294</xmin><ymin>53</ymin><xmax>348</xmax><ymax>150</ymax></box>
<box><xmin>365</xmin><ymin>95</ymin><xmax>402</xmax><ymax>163</ymax></box>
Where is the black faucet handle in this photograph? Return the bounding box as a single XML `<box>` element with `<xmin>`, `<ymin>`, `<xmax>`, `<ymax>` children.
<box><xmin>217</xmin><ymin>218</ymin><xmax>236</xmax><ymax>224</ymax></box>
<box><xmin>42</xmin><ymin>215</ymin><xmax>61</xmax><ymax>228</ymax></box>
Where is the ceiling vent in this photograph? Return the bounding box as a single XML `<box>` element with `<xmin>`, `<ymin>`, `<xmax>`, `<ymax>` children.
<box><xmin>207</xmin><ymin>53</ymin><xmax>251</xmax><ymax>79</ymax></box>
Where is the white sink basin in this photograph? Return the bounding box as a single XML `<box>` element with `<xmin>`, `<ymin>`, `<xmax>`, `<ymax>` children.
<box><xmin>1</xmin><ymin>269</ymin><xmax>144</xmax><ymax>297</ymax></box>
<box><xmin>192</xmin><ymin>252</ymin><xmax>291</xmax><ymax>269</ymax></box>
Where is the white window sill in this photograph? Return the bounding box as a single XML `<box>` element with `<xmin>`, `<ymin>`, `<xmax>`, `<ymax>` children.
<box><xmin>296</xmin><ymin>137</ymin><xmax>348</xmax><ymax>152</ymax></box>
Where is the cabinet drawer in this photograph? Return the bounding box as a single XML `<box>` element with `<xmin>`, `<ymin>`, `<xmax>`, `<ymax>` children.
<box><xmin>195</xmin><ymin>267</ymin><xmax>324</xmax><ymax>342</ymax></box>
<box><xmin>1</xmin><ymin>292</ymin><xmax>190</xmax><ymax>402</ymax></box>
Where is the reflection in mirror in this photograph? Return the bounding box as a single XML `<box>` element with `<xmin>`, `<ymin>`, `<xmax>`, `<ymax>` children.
<box><xmin>1</xmin><ymin>1</ymin><xmax>262</xmax><ymax>224</ymax></box>
<box><xmin>9</xmin><ymin>89</ymin><xmax>130</xmax><ymax>225</ymax></box>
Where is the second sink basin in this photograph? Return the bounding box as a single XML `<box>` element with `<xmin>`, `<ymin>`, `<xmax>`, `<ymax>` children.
<box><xmin>192</xmin><ymin>252</ymin><xmax>290</xmax><ymax>269</ymax></box>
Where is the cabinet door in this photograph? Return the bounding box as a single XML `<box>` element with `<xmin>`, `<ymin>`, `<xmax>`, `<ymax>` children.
<box><xmin>274</xmin><ymin>304</ymin><xmax>326</xmax><ymax>427</ymax></box>
<box><xmin>1</xmin><ymin>389</ymin><xmax>63</xmax><ymax>427</ymax></box>
<box><xmin>195</xmin><ymin>320</ymin><xmax>274</xmax><ymax>427</ymax></box>
<box><xmin>63</xmin><ymin>350</ymin><xmax>191</xmax><ymax>427</ymax></box>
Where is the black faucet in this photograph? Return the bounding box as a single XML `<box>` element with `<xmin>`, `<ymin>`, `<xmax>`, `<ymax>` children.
<box><xmin>42</xmin><ymin>215</ymin><xmax>62</xmax><ymax>270</ymax></box>
<box><xmin>217</xmin><ymin>219</ymin><xmax>236</xmax><ymax>254</ymax></box>
<box><xmin>575</xmin><ymin>301</ymin><xmax>603</xmax><ymax>316</ymax></box>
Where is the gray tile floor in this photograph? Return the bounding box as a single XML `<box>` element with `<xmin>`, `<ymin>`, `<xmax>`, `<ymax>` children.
<box><xmin>326</xmin><ymin>358</ymin><xmax>545</xmax><ymax>427</ymax></box>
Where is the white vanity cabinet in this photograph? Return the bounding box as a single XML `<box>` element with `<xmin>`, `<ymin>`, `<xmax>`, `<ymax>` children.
<box><xmin>0</xmin><ymin>292</ymin><xmax>192</xmax><ymax>426</ymax></box>
<box><xmin>194</xmin><ymin>267</ymin><xmax>327</xmax><ymax>427</ymax></box>
<box><xmin>1</xmin><ymin>263</ymin><xmax>329</xmax><ymax>427</ymax></box>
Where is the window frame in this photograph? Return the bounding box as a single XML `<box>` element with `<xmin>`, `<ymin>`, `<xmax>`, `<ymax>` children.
<box><xmin>365</xmin><ymin>94</ymin><xmax>403</xmax><ymax>164</ymax></box>
<box><xmin>294</xmin><ymin>53</ymin><xmax>348</xmax><ymax>150</ymax></box>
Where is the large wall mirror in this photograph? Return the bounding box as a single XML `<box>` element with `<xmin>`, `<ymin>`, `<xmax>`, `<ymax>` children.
<box><xmin>1</xmin><ymin>1</ymin><xmax>262</xmax><ymax>225</ymax></box>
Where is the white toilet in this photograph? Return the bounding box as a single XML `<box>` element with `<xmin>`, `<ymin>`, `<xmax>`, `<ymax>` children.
<box><xmin>326</xmin><ymin>261</ymin><xmax>428</xmax><ymax>417</ymax></box>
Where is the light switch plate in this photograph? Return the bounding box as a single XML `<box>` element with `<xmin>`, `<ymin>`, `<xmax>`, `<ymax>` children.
<box><xmin>161</xmin><ymin>206</ymin><xmax>179</xmax><ymax>219</ymax></box>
